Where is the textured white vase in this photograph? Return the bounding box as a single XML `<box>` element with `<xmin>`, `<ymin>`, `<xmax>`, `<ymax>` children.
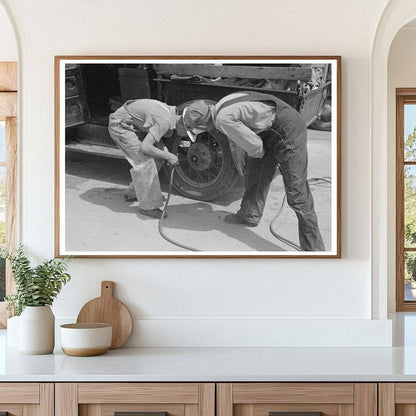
<box><xmin>19</xmin><ymin>306</ymin><xmax>55</xmax><ymax>354</ymax></box>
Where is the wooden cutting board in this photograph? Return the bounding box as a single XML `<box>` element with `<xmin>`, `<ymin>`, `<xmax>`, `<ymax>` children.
<box><xmin>76</xmin><ymin>281</ymin><xmax>133</xmax><ymax>349</ymax></box>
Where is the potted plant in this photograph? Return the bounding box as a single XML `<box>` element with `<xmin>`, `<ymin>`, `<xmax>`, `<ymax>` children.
<box><xmin>1</xmin><ymin>245</ymin><xmax>71</xmax><ymax>354</ymax></box>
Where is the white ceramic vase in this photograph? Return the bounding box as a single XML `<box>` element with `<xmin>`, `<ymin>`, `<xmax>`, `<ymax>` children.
<box><xmin>19</xmin><ymin>306</ymin><xmax>55</xmax><ymax>354</ymax></box>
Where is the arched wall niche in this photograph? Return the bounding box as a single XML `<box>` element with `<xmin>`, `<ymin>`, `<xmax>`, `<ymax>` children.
<box><xmin>372</xmin><ymin>0</ymin><xmax>416</xmax><ymax>319</ymax></box>
<box><xmin>0</xmin><ymin>0</ymin><xmax>19</xmax><ymax>328</ymax></box>
<box><xmin>386</xmin><ymin>17</ymin><xmax>416</xmax><ymax>313</ymax></box>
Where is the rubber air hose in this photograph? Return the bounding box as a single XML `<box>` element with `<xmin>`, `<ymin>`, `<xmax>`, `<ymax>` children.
<box><xmin>268</xmin><ymin>176</ymin><xmax>332</xmax><ymax>251</ymax></box>
<box><xmin>159</xmin><ymin>165</ymin><xmax>331</xmax><ymax>252</ymax></box>
<box><xmin>158</xmin><ymin>166</ymin><xmax>201</xmax><ymax>252</ymax></box>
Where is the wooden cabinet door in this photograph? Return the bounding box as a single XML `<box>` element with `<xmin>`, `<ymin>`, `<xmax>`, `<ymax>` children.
<box><xmin>0</xmin><ymin>383</ymin><xmax>53</xmax><ymax>416</ymax></box>
<box><xmin>217</xmin><ymin>383</ymin><xmax>377</xmax><ymax>416</ymax></box>
<box><xmin>55</xmin><ymin>383</ymin><xmax>215</xmax><ymax>416</ymax></box>
<box><xmin>379</xmin><ymin>383</ymin><xmax>416</xmax><ymax>416</ymax></box>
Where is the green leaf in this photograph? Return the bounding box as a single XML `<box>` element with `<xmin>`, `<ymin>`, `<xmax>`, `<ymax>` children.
<box><xmin>5</xmin><ymin>245</ymin><xmax>71</xmax><ymax>313</ymax></box>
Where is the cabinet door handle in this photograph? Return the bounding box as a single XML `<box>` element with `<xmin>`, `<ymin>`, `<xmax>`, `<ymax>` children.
<box><xmin>115</xmin><ymin>412</ymin><xmax>167</xmax><ymax>416</ymax></box>
<box><xmin>270</xmin><ymin>413</ymin><xmax>324</xmax><ymax>416</ymax></box>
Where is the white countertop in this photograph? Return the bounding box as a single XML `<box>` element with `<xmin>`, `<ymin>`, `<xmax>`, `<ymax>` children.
<box><xmin>2</xmin><ymin>328</ymin><xmax>416</xmax><ymax>382</ymax></box>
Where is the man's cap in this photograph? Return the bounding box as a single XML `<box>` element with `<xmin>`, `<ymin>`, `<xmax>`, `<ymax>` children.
<box><xmin>183</xmin><ymin>101</ymin><xmax>212</xmax><ymax>142</ymax></box>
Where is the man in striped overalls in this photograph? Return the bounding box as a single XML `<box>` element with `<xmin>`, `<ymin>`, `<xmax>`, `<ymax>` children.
<box><xmin>183</xmin><ymin>92</ymin><xmax>325</xmax><ymax>251</ymax></box>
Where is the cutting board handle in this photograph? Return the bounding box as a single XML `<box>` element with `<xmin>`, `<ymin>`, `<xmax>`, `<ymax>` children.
<box><xmin>101</xmin><ymin>281</ymin><xmax>115</xmax><ymax>298</ymax></box>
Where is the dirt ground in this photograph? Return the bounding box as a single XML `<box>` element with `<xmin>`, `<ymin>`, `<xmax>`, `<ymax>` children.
<box><xmin>65</xmin><ymin>129</ymin><xmax>333</xmax><ymax>253</ymax></box>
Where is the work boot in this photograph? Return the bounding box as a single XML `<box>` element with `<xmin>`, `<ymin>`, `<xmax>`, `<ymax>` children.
<box><xmin>139</xmin><ymin>208</ymin><xmax>166</xmax><ymax>219</ymax></box>
<box><xmin>224</xmin><ymin>213</ymin><xmax>257</xmax><ymax>227</ymax></box>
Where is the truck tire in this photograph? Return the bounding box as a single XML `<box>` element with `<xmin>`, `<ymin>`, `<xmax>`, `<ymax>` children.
<box><xmin>310</xmin><ymin>101</ymin><xmax>332</xmax><ymax>132</ymax></box>
<box><xmin>164</xmin><ymin>130</ymin><xmax>239</xmax><ymax>202</ymax></box>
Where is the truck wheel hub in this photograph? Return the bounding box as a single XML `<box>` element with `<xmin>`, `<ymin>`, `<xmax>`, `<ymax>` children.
<box><xmin>187</xmin><ymin>143</ymin><xmax>213</xmax><ymax>171</ymax></box>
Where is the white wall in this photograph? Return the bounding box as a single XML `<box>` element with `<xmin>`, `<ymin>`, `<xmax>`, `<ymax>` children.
<box><xmin>0</xmin><ymin>3</ymin><xmax>17</xmax><ymax>61</ymax></box>
<box><xmin>0</xmin><ymin>0</ymin><xmax>393</xmax><ymax>346</ymax></box>
<box><xmin>387</xmin><ymin>25</ymin><xmax>416</xmax><ymax>312</ymax></box>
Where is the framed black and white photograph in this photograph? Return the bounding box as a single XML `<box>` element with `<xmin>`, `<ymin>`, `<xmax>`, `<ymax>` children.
<box><xmin>55</xmin><ymin>56</ymin><xmax>341</xmax><ymax>258</ymax></box>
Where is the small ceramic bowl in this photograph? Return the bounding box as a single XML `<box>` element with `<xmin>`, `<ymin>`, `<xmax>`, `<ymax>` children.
<box><xmin>60</xmin><ymin>323</ymin><xmax>112</xmax><ymax>356</ymax></box>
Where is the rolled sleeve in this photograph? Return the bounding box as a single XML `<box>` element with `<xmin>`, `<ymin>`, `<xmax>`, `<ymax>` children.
<box><xmin>216</xmin><ymin>115</ymin><xmax>264</xmax><ymax>158</ymax></box>
<box><xmin>143</xmin><ymin>114</ymin><xmax>171</xmax><ymax>142</ymax></box>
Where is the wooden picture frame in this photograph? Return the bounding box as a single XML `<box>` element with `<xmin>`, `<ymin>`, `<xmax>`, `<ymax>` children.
<box><xmin>55</xmin><ymin>56</ymin><xmax>341</xmax><ymax>258</ymax></box>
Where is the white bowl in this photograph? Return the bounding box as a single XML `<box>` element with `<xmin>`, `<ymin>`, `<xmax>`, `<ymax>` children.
<box><xmin>60</xmin><ymin>323</ymin><xmax>112</xmax><ymax>356</ymax></box>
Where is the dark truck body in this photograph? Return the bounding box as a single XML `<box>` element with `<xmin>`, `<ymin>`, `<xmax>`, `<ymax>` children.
<box><xmin>65</xmin><ymin>63</ymin><xmax>331</xmax><ymax>201</ymax></box>
<box><xmin>153</xmin><ymin>63</ymin><xmax>330</xmax><ymax>127</ymax></box>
